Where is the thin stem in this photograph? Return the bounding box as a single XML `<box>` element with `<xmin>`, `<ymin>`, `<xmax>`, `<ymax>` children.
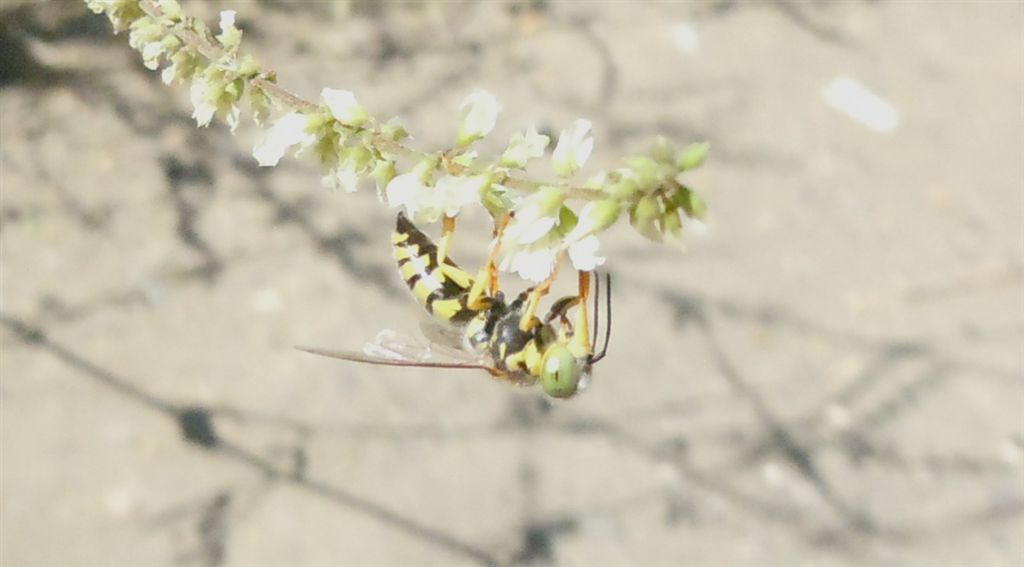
<box><xmin>136</xmin><ymin>0</ymin><xmax>604</xmax><ymax>200</ymax></box>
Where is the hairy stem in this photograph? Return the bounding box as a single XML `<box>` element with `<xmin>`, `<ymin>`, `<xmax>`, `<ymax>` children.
<box><xmin>137</xmin><ymin>0</ymin><xmax>603</xmax><ymax>199</ymax></box>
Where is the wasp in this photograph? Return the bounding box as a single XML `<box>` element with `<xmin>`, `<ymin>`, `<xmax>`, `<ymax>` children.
<box><xmin>297</xmin><ymin>212</ymin><xmax>611</xmax><ymax>398</ymax></box>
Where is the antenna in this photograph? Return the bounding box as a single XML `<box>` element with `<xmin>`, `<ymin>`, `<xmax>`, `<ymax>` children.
<box><xmin>591</xmin><ymin>270</ymin><xmax>600</xmax><ymax>354</ymax></box>
<box><xmin>591</xmin><ymin>273</ymin><xmax>612</xmax><ymax>363</ymax></box>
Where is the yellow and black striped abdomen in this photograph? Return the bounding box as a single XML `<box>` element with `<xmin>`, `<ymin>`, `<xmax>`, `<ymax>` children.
<box><xmin>392</xmin><ymin>213</ymin><xmax>478</xmax><ymax>324</ymax></box>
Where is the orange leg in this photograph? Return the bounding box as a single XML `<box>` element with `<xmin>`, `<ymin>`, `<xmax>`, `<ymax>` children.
<box><xmin>518</xmin><ymin>250</ymin><xmax>566</xmax><ymax>332</ymax></box>
<box><xmin>487</xmin><ymin>212</ymin><xmax>514</xmax><ymax>295</ymax></box>
<box><xmin>437</xmin><ymin>215</ymin><xmax>456</xmax><ymax>264</ymax></box>
<box><xmin>468</xmin><ymin>212</ymin><xmax>513</xmax><ymax>309</ymax></box>
<box><xmin>570</xmin><ymin>271</ymin><xmax>592</xmax><ymax>356</ymax></box>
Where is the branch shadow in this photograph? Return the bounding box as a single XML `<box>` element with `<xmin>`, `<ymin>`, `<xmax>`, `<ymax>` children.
<box><xmin>645</xmin><ymin>283</ymin><xmax>1023</xmax><ymax>542</ymax></box>
<box><xmin>0</xmin><ymin>313</ymin><xmax>500</xmax><ymax>567</ymax></box>
<box><xmin>231</xmin><ymin>156</ymin><xmax>405</xmax><ymax>299</ymax></box>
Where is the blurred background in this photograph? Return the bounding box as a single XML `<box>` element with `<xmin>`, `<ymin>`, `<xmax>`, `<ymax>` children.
<box><xmin>2</xmin><ymin>1</ymin><xmax>1022</xmax><ymax>565</ymax></box>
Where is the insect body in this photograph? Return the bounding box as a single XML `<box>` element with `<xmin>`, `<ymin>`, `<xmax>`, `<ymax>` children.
<box><xmin>392</xmin><ymin>213</ymin><xmax>479</xmax><ymax>325</ymax></box>
<box><xmin>298</xmin><ymin>213</ymin><xmax>611</xmax><ymax>399</ymax></box>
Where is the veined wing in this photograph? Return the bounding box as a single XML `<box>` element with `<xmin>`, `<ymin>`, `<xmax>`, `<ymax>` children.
<box><xmin>296</xmin><ymin>329</ymin><xmax>496</xmax><ymax>373</ymax></box>
<box><xmin>418</xmin><ymin>316</ymin><xmax>474</xmax><ymax>357</ymax></box>
<box><xmin>295</xmin><ymin>346</ymin><xmax>497</xmax><ymax>372</ymax></box>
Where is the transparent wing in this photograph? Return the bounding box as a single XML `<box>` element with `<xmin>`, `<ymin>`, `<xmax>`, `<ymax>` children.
<box><xmin>295</xmin><ymin>346</ymin><xmax>496</xmax><ymax>372</ymax></box>
<box><xmin>296</xmin><ymin>329</ymin><xmax>495</xmax><ymax>372</ymax></box>
<box><xmin>418</xmin><ymin>317</ymin><xmax>474</xmax><ymax>357</ymax></box>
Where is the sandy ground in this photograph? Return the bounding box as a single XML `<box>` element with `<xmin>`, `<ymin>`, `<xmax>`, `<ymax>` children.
<box><xmin>2</xmin><ymin>1</ymin><xmax>1022</xmax><ymax>566</ymax></box>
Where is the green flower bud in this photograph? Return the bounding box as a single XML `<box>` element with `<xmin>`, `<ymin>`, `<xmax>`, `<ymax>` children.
<box><xmin>650</xmin><ymin>136</ymin><xmax>676</xmax><ymax>164</ymax></box>
<box><xmin>482</xmin><ymin>184</ymin><xmax>514</xmax><ymax>218</ymax></box>
<box><xmin>191</xmin><ymin>19</ymin><xmax>210</xmax><ymax>39</ymax></box>
<box><xmin>451</xmin><ymin>151</ymin><xmax>477</xmax><ymax>168</ymax></box>
<box><xmin>630</xmin><ymin>194</ymin><xmax>663</xmax><ymax>241</ymax></box>
<box><xmin>677</xmin><ymin>141</ymin><xmax>710</xmax><ymax>170</ymax></box>
<box><xmin>304</xmin><ymin>112</ymin><xmax>334</xmax><ymax>132</ymax></box>
<box><xmin>589</xmin><ymin>199</ymin><xmax>620</xmax><ymax>232</ymax></box>
<box><xmin>662</xmin><ymin>207</ymin><xmax>683</xmax><ymax>239</ymax></box>
<box><xmin>224</xmin><ymin>78</ymin><xmax>244</xmax><ymax>101</ymax></box>
<box><xmin>237</xmin><ymin>54</ymin><xmax>261</xmax><ymax>78</ymax></box>
<box><xmin>556</xmin><ymin>205</ymin><xmax>579</xmax><ymax>237</ymax></box>
<box><xmin>156</xmin><ymin>0</ymin><xmax>183</xmax><ymax>21</ymax></box>
<box><xmin>530</xmin><ymin>186</ymin><xmax>568</xmax><ymax>218</ymax></box>
<box><xmin>380</xmin><ymin>122</ymin><xmax>409</xmax><ymax>142</ymax></box>
<box><xmin>340</xmin><ymin>145</ymin><xmax>373</xmax><ymax>173</ymax></box>
<box><xmin>668</xmin><ymin>186</ymin><xmax>708</xmax><ymax>220</ymax></box>
<box><xmin>411</xmin><ymin>156</ymin><xmax>442</xmax><ymax>184</ymax></box>
<box><xmin>248</xmin><ymin>84</ymin><xmax>271</xmax><ymax>125</ymax></box>
<box><xmin>372</xmin><ymin>160</ymin><xmax>397</xmax><ymax>195</ymax></box>
<box><xmin>626</xmin><ymin>156</ymin><xmax>664</xmax><ymax>190</ymax></box>
<box><xmin>604</xmin><ymin>176</ymin><xmax>639</xmax><ymax>201</ymax></box>
<box><xmin>567</xmin><ymin>199</ymin><xmax>620</xmax><ymax>241</ymax></box>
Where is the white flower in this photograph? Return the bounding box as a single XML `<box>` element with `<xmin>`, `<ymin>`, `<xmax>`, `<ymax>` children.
<box><xmin>499</xmin><ymin>197</ymin><xmax>607</xmax><ymax>282</ymax></box>
<box><xmin>551</xmin><ymin>119</ymin><xmax>594</xmax><ymax>177</ymax></box>
<box><xmin>189</xmin><ymin>74</ymin><xmax>241</xmax><ymax>131</ymax></box>
<box><xmin>161</xmin><ymin>50</ymin><xmax>196</xmax><ymax>86</ymax></box>
<box><xmin>190</xmin><ymin>79</ymin><xmax>216</xmax><ymax>127</ymax></box>
<box><xmin>252</xmin><ymin>112</ymin><xmax>314</xmax><ymax>166</ymax></box>
<box><xmin>129</xmin><ymin>18</ymin><xmax>164</xmax><ymax>68</ymax></box>
<box><xmin>324</xmin><ymin>147</ymin><xmax>372</xmax><ymax>193</ymax></box>
<box><xmin>500</xmin><ymin>126</ymin><xmax>550</xmax><ymax>168</ymax></box>
<box><xmin>219</xmin><ymin>10</ymin><xmax>236</xmax><ymax>29</ymax></box>
<box><xmin>500</xmin><ymin>245</ymin><xmax>560</xmax><ymax>282</ymax></box>
<box><xmin>140</xmin><ymin>40</ymin><xmax>165</xmax><ymax>70</ymax></box>
<box><xmin>498</xmin><ymin>229</ymin><xmax>605</xmax><ymax>283</ymax></box>
<box><xmin>216</xmin><ymin>10</ymin><xmax>241</xmax><ymax>49</ymax></box>
<box><xmin>384</xmin><ymin>172</ymin><xmax>426</xmax><ymax>216</ymax></box>
<box><xmin>564</xmin><ymin>199</ymin><xmax>620</xmax><ymax>242</ymax></box>
<box><xmin>88</xmin><ymin>0</ymin><xmax>142</xmax><ymax>31</ymax></box>
<box><xmin>321</xmin><ymin>88</ymin><xmax>368</xmax><ymax>127</ymax></box>
<box><xmin>225</xmin><ymin>105</ymin><xmax>241</xmax><ymax>132</ymax></box>
<box><xmin>456</xmin><ymin>89</ymin><xmax>500</xmax><ymax>147</ymax></box>
<box><xmin>161</xmin><ymin>63</ymin><xmax>177</xmax><ymax>85</ymax></box>
<box><xmin>504</xmin><ymin>186</ymin><xmax>565</xmax><ymax>245</ymax></box>
<box><xmin>327</xmin><ymin>167</ymin><xmax>360</xmax><ymax>193</ymax></box>
<box><xmin>385</xmin><ymin>173</ymin><xmax>485</xmax><ymax>224</ymax></box>
<box><xmin>566</xmin><ymin>235</ymin><xmax>605</xmax><ymax>271</ymax></box>
<box><xmin>436</xmin><ymin>175</ymin><xmax>485</xmax><ymax>217</ymax></box>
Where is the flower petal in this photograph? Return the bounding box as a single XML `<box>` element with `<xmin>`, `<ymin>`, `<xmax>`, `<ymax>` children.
<box><xmin>216</xmin><ymin>10</ymin><xmax>241</xmax><ymax>49</ymax></box>
<box><xmin>436</xmin><ymin>175</ymin><xmax>484</xmax><ymax>217</ymax></box>
<box><xmin>252</xmin><ymin>112</ymin><xmax>312</xmax><ymax>166</ymax></box>
<box><xmin>385</xmin><ymin>172</ymin><xmax>424</xmax><ymax>210</ymax></box>
<box><xmin>457</xmin><ymin>89</ymin><xmax>500</xmax><ymax>146</ymax></box>
<box><xmin>567</xmin><ymin>235</ymin><xmax>605</xmax><ymax>271</ymax></box>
<box><xmin>511</xmin><ymin>215</ymin><xmax>557</xmax><ymax>245</ymax></box>
<box><xmin>190</xmin><ymin>80</ymin><xmax>216</xmax><ymax>127</ymax></box>
<box><xmin>500</xmin><ymin>126</ymin><xmax>550</xmax><ymax>168</ymax></box>
<box><xmin>501</xmin><ymin>248</ymin><xmax>557</xmax><ymax>282</ymax></box>
<box><xmin>552</xmin><ymin>119</ymin><xmax>594</xmax><ymax>177</ymax></box>
<box><xmin>322</xmin><ymin>88</ymin><xmax>368</xmax><ymax>126</ymax></box>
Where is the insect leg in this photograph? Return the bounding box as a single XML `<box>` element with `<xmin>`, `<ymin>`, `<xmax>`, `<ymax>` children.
<box><xmin>467</xmin><ymin>212</ymin><xmax>513</xmax><ymax>310</ymax></box>
<box><xmin>544</xmin><ymin>295</ymin><xmax>581</xmax><ymax>325</ymax></box>
<box><xmin>518</xmin><ymin>250</ymin><xmax>566</xmax><ymax>332</ymax></box>
<box><xmin>437</xmin><ymin>215</ymin><xmax>456</xmax><ymax>264</ymax></box>
<box><xmin>487</xmin><ymin>211</ymin><xmax>513</xmax><ymax>295</ymax></box>
<box><xmin>570</xmin><ymin>270</ymin><xmax>593</xmax><ymax>356</ymax></box>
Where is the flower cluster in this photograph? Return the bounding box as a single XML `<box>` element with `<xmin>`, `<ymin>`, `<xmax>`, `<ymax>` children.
<box><xmin>85</xmin><ymin>0</ymin><xmax>710</xmax><ymax>283</ymax></box>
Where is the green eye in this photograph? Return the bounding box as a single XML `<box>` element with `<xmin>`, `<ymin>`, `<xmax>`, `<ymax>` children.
<box><xmin>540</xmin><ymin>345</ymin><xmax>579</xmax><ymax>399</ymax></box>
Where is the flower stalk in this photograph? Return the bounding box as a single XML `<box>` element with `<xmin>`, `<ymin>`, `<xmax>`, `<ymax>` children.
<box><xmin>85</xmin><ymin>0</ymin><xmax>712</xmax><ymax>282</ymax></box>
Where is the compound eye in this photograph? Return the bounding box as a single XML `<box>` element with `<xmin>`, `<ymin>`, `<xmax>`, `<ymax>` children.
<box><xmin>540</xmin><ymin>345</ymin><xmax>579</xmax><ymax>399</ymax></box>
